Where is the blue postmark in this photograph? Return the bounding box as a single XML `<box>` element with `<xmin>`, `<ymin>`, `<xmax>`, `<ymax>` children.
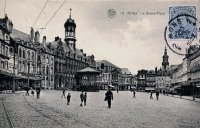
<box><xmin>168</xmin><ymin>6</ymin><xmax>197</xmax><ymax>39</ymax></box>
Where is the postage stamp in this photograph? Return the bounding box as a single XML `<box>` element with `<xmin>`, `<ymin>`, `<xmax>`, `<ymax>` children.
<box><xmin>165</xmin><ymin>6</ymin><xmax>200</xmax><ymax>55</ymax></box>
<box><xmin>168</xmin><ymin>6</ymin><xmax>197</xmax><ymax>39</ymax></box>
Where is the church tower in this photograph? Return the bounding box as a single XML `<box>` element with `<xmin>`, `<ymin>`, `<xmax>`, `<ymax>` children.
<box><xmin>64</xmin><ymin>8</ymin><xmax>76</xmax><ymax>49</ymax></box>
<box><xmin>162</xmin><ymin>46</ymin><xmax>169</xmax><ymax>70</ymax></box>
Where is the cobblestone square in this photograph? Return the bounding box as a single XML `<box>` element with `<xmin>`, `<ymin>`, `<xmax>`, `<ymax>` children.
<box><xmin>1</xmin><ymin>90</ymin><xmax>200</xmax><ymax>128</ymax></box>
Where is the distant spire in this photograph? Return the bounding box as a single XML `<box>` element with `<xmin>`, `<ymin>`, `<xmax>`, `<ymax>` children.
<box><xmin>69</xmin><ymin>8</ymin><xmax>72</xmax><ymax>18</ymax></box>
<box><xmin>164</xmin><ymin>45</ymin><xmax>167</xmax><ymax>55</ymax></box>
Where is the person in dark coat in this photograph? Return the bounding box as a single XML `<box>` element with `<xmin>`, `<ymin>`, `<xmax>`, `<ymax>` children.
<box><xmin>105</xmin><ymin>88</ymin><xmax>113</xmax><ymax>108</ymax></box>
<box><xmin>80</xmin><ymin>91</ymin><xmax>84</xmax><ymax>106</ymax></box>
<box><xmin>67</xmin><ymin>93</ymin><xmax>71</xmax><ymax>105</ymax></box>
<box><xmin>36</xmin><ymin>86</ymin><xmax>41</xmax><ymax>99</ymax></box>
<box><xmin>156</xmin><ymin>91</ymin><xmax>159</xmax><ymax>100</ymax></box>
<box><xmin>84</xmin><ymin>92</ymin><xmax>87</xmax><ymax>106</ymax></box>
<box><xmin>25</xmin><ymin>86</ymin><xmax>30</xmax><ymax>96</ymax></box>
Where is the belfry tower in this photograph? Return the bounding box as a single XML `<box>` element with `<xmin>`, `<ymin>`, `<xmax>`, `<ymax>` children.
<box><xmin>162</xmin><ymin>46</ymin><xmax>169</xmax><ymax>70</ymax></box>
<box><xmin>64</xmin><ymin>8</ymin><xmax>76</xmax><ymax>49</ymax></box>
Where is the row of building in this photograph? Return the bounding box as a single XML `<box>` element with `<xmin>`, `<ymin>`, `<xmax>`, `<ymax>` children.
<box><xmin>0</xmin><ymin>11</ymin><xmax>134</xmax><ymax>91</ymax></box>
<box><xmin>136</xmin><ymin>46</ymin><xmax>200</xmax><ymax>96</ymax></box>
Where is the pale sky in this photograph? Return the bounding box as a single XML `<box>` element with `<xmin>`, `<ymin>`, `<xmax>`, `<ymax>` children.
<box><xmin>0</xmin><ymin>0</ymin><xmax>199</xmax><ymax>74</ymax></box>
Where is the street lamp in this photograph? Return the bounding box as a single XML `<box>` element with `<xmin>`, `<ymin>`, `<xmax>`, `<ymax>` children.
<box><xmin>193</xmin><ymin>84</ymin><xmax>195</xmax><ymax>101</ymax></box>
<box><xmin>27</xmin><ymin>62</ymin><xmax>30</xmax><ymax>87</ymax></box>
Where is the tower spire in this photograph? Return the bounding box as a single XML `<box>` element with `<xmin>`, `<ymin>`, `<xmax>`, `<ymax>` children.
<box><xmin>69</xmin><ymin>8</ymin><xmax>72</xmax><ymax>18</ymax></box>
<box><xmin>164</xmin><ymin>45</ymin><xmax>167</xmax><ymax>55</ymax></box>
<box><xmin>162</xmin><ymin>46</ymin><xmax>169</xmax><ymax>70</ymax></box>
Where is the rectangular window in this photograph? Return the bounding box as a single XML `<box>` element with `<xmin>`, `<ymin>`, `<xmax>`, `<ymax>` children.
<box><xmin>0</xmin><ymin>42</ymin><xmax>1</xmax><ymax>54</ymax></box>
<box><xmin>5</xmin><ymin>46</ymin><xmax>8</xmax><ymax>56</ymax></box>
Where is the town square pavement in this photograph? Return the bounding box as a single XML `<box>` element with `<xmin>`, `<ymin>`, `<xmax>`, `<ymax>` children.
<box><xmin>0</xmin><ymin>90</ymin><xmax>200</xmax><ymax>128</ymax></box>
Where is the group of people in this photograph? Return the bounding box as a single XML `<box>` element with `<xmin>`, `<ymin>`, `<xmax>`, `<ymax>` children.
<box><xmin>25</xmin><ymin>86</ymin><xmax>41</xmax><ymax>99</ymax></box>
<box><xmin>60</xmin><ymin>87</ymin><xmax>161</xmax><ymax>108</ymax></box>
<box><xmin>61</xmin><ymin>88</ymin><xmax>113</xmax><ymax>108</ymax></box>
<box><xmin>61</xmin><ymin>88</ymin><xmax>87</xmax><ymax>106</ymax></box>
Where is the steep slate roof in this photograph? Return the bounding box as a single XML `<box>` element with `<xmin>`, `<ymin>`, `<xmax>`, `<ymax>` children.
<box><xmin>97</xmin><ymin>60</ymin><xmax>119</xmax><ymax>69</ymax></box>
<box><xmin>47</xmin><ymin>39</ymin><xmax>87</xmax><ymax>59</ymax></box>
<box><xmin>11</xmin><ymin>29</ymin><xmax>31</xmax><ymax>42</ymax></box>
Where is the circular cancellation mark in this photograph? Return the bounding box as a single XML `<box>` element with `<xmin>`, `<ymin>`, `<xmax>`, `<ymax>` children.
<box><xmin>165</xmin><ymin>14</ymin><xmax>200</xmax><ymax>55</ymax></box>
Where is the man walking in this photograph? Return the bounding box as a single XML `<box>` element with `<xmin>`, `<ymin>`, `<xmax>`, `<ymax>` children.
<box><xmin>84</xmin><ymin>92</ymin><xmax>87</xmax><ymax>106</ymax></box>
<box><xmin>61</xmin><ymin>88</ymin><xmax>66</xmax><ymax>98</ymax></box>
<box><xmin>105</xmin><ymin>88</ymin><xmax>113</xmax><ymax>108</ymax></box>
<box><xmin>80</xmin><ymin>91</ymin><xmax>84</xmax><ymax>106</ymax></box>
<box><xmin>67</xmin><ymin>93</ymin><xmax>71</xmax><ymax>105</ymax></box>
<box><xmin>156</xmin><ymin>91</ymin><xmax>159</xmax><ymax>100</ymax></box>
<box><xmin>36</xmin><ymin>86</ymin><xmax>41</xmax><ymax>99</ymax></box>
<box><xmin>25</xmin><ymin>86</ymin><xmax>30</xmax><ymax>96</ymax></box>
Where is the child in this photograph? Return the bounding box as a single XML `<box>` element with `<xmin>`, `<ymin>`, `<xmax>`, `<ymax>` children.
<box><xmin>67</xmin><ymin>93</ymin><xmax>71</xmax><ymax>105</ymax></box>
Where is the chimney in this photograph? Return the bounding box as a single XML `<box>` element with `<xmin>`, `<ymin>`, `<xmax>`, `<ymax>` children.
<box><xmin>35</xmin><ymin>31</ymin><xmax>40</xmax><ymax>42</ymax></box>
<box><xmin>55</xmin><ymin>36</ymin><xmax>59</xmax><ymax>41</ymax></box>
<box><xmin>42</xmin><ymin>36</ymin><xmax>46</xmax><ymax>47</ymax></box>
<box><xmin>30</xmin><ymin>27</ymin><xmax>34</xmax><ymax>42</ymax></box>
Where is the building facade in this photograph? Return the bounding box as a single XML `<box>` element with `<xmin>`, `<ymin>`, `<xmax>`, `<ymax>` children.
<box><xmin>47</xmin><ymin>10</ymin><xmax>95</xmax><ymax>90</ymax></box>
<box><xmin>0</xmin><ymin>15</ymin><xmax>14</xmax><ymax>91</ymax></box>
<box><xmin>155</xmin><ymin>47</ymin><xmax>172</xmax><ymax>93</ymax></box>
<box><xmin>96</xmin><ymin>60</ymin><xmax>121</xmax><ymax>90</ymax></box>
<box><xmin>137</xmin><ymin>69</ymin><xmax>147</xmax><ymax>91</ymax></box>
<box><xmin>0</xmin><ymin>15</ymin><xmax>55</xmax><ymax>91</ymax></box>
<box><xmin>120</xmin><ymin>68</ymin><xmax>133</xmax><ymax>90</ymax></box>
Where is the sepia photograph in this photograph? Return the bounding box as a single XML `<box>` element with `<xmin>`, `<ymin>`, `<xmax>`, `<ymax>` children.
<box><xmin>0</xmin><ymin>0</ymin><xmax>200</xmax><ymax>128</ymax></box>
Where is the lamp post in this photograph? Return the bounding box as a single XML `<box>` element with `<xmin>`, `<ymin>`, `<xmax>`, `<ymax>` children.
<box><xmin>12</xmin><ymin>45</ymin><xmax>16</xmax><ymax>93</ymax></box>
<box><xmin>193</xmin><ymin>83</ymin><xmax>195</xmax><ymax>101</ymax></box>
<box><xmin>27</xmin><ymin>62</ymin><xmax>30</xmax><ymax>87</ymax></box>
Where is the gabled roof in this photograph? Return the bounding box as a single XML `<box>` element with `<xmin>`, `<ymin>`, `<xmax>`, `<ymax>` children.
<box><xmin>11</xmin><ymin>29</ymin><xmax>31</xmax><ymax>42</ymax></box>
<box><xmin>97</xmin><ymin>60</ymin><xmax>119</xmax><ymax>69</ymax></box>
<box><xmin>121</xmin><ymin>68</ymin><xmax>131</xmax><ymax>74</ymax></box>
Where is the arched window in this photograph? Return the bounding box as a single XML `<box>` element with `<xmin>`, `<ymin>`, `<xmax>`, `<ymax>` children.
<box><xmin>23</xmin><ymin>50</ymin><xmax>25</xmax><ymax>58</ymax></box>
<box><xmin>27</xmin><ymin>51</ymin><xmax>30</xmax><ymax>60</ymax></box>
<box><xmin>19</xmin><ymin>48</ymin><xmax>22</xmax><ymax>57</ymax></box>
<box><xmin>32</xmin><ymin>52</ymin><xmax>34</xmax><ymax>60</ymax></box>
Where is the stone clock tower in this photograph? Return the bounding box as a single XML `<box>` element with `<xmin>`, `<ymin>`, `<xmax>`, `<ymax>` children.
<box><xmin>64</xmin><ymin>8</ymin><xmax>76</xmax><ymax>49</ymax></box>
<box><xmin>162</xmin><ymin>46</ymin><xmax>169</xmax><ymax>71</ymax></box>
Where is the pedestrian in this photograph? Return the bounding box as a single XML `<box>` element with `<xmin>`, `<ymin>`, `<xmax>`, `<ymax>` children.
<box><xmin>156</xmin><ymin>91</ymin><xmax>159</xmax><ymax>100</ymax></box>
<box><xmin>67</xmin><ymin>93</ymin><xmax>71</xmax><ymax>105</ymax></box>
<box><xmin>133</xmin><ymin>90</ymin><xmax>136</xmax><ymax>97</ymax></box>
<box><xmin>31</xmin><ymin>87</ymin><xmax>34</xmax><ymax>96</ymax></box>
<box><xmin>36</xmin><ymin>86</ymin><xmax>41</xmax><ymax>99</ymax></box>
<box><xmin>105</xmin><ymin>87</ymin><xmax>113</xmax><ymax>108</ymax></box>
<box><xmin>25</xmin><ymin>86</ymin><xmax>30</xmax><ymax>96</ymax></box>
<box><xmin>84</xmin><ymin>92</ymin><xmax>87</xmax><ymax>106</ymax></box>
<box><xmin>61</xmin><ymin>88</ymin><xmax>66</xmax><ymax>98</ymax></box>
<box><xmin>80</xmin><ymin>91</ymin><xmax>84</xmax><ymax>106</ymax></box>
<box><xmin>150</xmin><ymin>91</ymin><xmax>153</xmax><ymax>99</ymax></box>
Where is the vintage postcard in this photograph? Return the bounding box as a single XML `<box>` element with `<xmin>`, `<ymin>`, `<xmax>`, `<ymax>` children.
<box><xmin>0</xmin><ymin>0</ymin><xmax>200</xmax><ymax>128</ymax></box>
